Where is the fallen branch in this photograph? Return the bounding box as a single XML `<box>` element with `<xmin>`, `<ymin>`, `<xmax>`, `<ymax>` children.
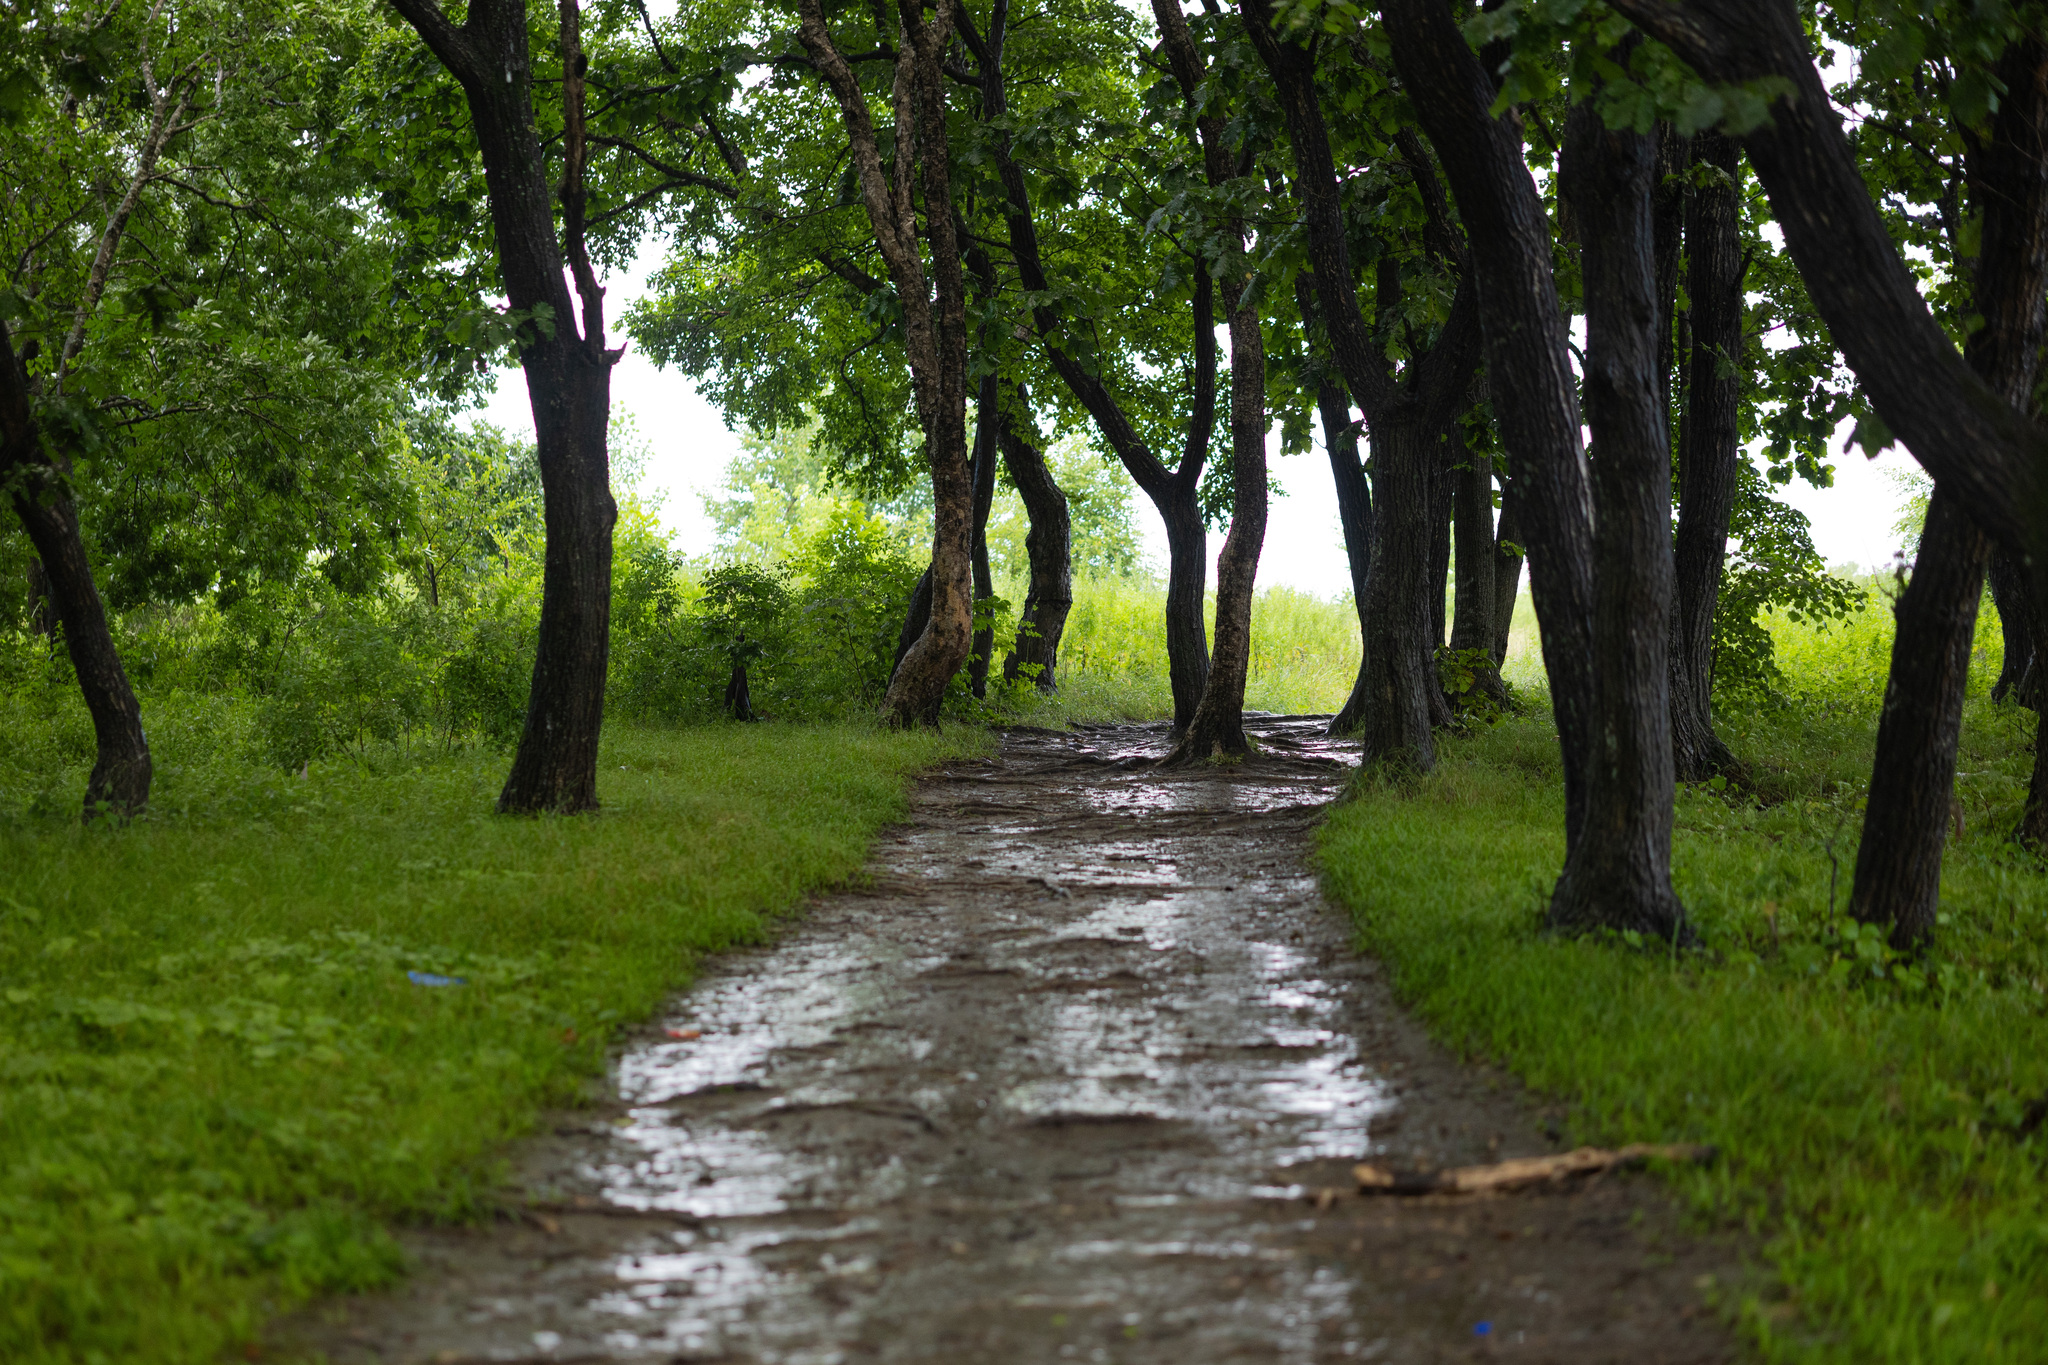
<box><xmin>1353</xmin><ymin>1143</ymin><xmax>1716</xmax><ymax>1196</ymax></box>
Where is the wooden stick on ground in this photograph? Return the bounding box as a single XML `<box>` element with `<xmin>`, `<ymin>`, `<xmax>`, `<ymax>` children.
<box><xmin>1353</xmin><ymin>1143</ymin><xmax>1716</xmax><ymax>1196</ymax></box>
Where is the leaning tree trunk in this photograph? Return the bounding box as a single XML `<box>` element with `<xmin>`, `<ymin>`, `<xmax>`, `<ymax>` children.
<box><xmin>1386</xmin><ymin>0</ymin><xmax>1599</xmax><ymax>845</ymax></box>
<box><xmin>1165</xmin><ymin>282</ymin><xmax>1268</xmax><ymax>764</ymax></box>
<box><xmin>1448</xmin><ymin>432</ymin><xmax>1505</xmax><ymax>705</ymax></box>
<box><xmin>0</xmin><ymin>342</ymin><xmax>151</xmax><ymax>819</ymax></box>
<box><xmin>997</xmin><ymin>389</ymin><xmax>1073</xmax><ymax>690</ymax></box>
<box><xmin>1547</xmin><ymin>92</ymin><xmax>1688</xmax><ymax>941</ymax></box>
<box><xmin>967</xmin><ymin>374</ymin><xmax>999</xmax><ymax>699</ymax></box>
<box><xmin>1669</xmin><ymin>131</ymin><xmax>1745</xmax><ymax>781</ymax></box>
<box><xmin>1853</xmin><ymin>34</ymin><xmax>2048</xmax><ymax>942</ymax></box>
<box><xmin>1850</xmin><ymin>491</ymin><xmax>1989</xmax><ymax>946</ymax></box>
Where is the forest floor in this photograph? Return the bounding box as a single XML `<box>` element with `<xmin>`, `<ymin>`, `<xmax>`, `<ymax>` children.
<box><xmin>282</xmin><ymin>717</ymin><xmax>1743</xmax><ymax>1364</ymax></box>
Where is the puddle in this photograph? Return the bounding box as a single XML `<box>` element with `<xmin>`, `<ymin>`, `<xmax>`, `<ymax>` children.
<box><xmin>289</xmin><ymin>717</ymin><xmax>1742</xmax><ymax>1365</ymax></box>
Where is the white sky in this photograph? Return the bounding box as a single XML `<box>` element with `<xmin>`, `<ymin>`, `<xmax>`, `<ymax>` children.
<box><xmin>471</xmin><ymin>264</ymin><xmax>1920</xmax><ymax>595</ymax></box>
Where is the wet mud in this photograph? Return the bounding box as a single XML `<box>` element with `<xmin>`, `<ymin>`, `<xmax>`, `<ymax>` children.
<box><xmin>288</xmin><ymin>717</ymin><xmax>1744</xmax><ymax>1364</ymax></box>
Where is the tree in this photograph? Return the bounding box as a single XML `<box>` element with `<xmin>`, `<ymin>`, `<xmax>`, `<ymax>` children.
<box><xmin>2</xmin><ymin>0</ymin><xmax>414</xmax><ymax>816</ymax></box>
<box><xmin>1240</xmin><ymin>0</ymin><xmax>1482</xmax><ymax>764</ymax></box>
<box><xmin>1156</xmin><ymin>0</ymin><xmax>1271</xmax><ymax>764</ymax></box>
<box><xmin>385</xmin><ymin>0</ymin><xmax>621</xmax><ymax>811</ymax></box>
<box><xmin>792</xmin><ymin>0</ymin><xmax>976</xmax><ymax>726</ymax></box>
<box><xmin>1383</xmin><ymin>0</ymin><xmax>1600</xmax><ymax>845</ymax></box>
<box><xmin>1548</xmin><ymin>77</ymin><xmax>1687</xmax><ymax>940</ymax></box>
<box><xmin>1851</xmin><ymin>30</ymin><xmax>2048</xmax><ymax>947</ymax></box>
<box><xmin>977</xmin><ymin>0</ymin><xmax>1221</xmax><ymax>734</ymax></box>
<box><xmin>1668</xmin><ymin>130</ymin><xmax>1745</xmax><ymax>780</ymax></box>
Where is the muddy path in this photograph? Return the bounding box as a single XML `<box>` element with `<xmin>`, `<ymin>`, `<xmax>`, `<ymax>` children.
<box><xmin>290</xmin><ymin>717</ymin><xmax>1743</xmax><ymax>1364</ymax></box>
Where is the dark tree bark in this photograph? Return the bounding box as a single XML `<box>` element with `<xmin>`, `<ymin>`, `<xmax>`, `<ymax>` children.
<box><xmin>968</xmin><ymin>373</ymin><xmax>999</xmax><ymax>699</ymax></box>
<box><xmin>1242</xmin><ymin>0</ymin><xmax>1481</xmax><ymax>764</ymax></box>
<box><xmin>1491</xmin><ymin>482</ymin><xmax>1524</xmax><ymax>668</ymax></box>
<box><xmin>1448</xmin><ymin>431</ymin><xmax>1506</xmax><ymax>705</ymax></box>
<box><xmin>1669</xmin><ymin>131</ymin><xmax>1746</xmax><ymax>781</ymax></box>
<box><xmin>996</xmin><ymin>386</ymin><xmax>1072</xmax><ymax>691</ymax></box>
<box><xmin>1611</xmin><ymin>0</ymin><xmax>2048</xmax><ymax>575</ymax></box>
<box><xmin>796</xmin><ymin>0</ymin><xmax>974</xmax><ymax>727</ymax></box>
<box><xmin>1987</xmin><ymin>551</ymin><xmax>2038</xmax><ymax>705</ymax></box>
<box><xmin>1385</xmin><ymin>0</ymin><xmax>1600</xmax><ymax>844</ymax></box>
<box><xmin>1</xmin><ymin>341</ymin><xmax>151</xmax><ymax>818</ymax></box>
<box><xmin>1851</xmin><ymin>493</ymin><xmax>1989</xmax><ymax>946</ymax></box>
<box><xmin>1547</xmin><ymin>92</ymin><xmax>1688</xmax><ymax>940</ymax></box>
<box><xmin>1853</xmin><ymin>34</ymin><xmax>2048</xmax><ymax>942</ymax></box>
<box><xmin>390</xmin><ymin>0</ymin><xmax>619</xmax><ymax>813</ymax></box>
<box><xmin>970</xmin><ymin>4</ymin><xmax>1212</xmax><ymax>729</ymax></box>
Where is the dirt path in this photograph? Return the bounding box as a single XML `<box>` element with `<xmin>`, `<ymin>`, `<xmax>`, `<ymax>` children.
<box><xmin>291</xmin><ymin>717</ymin><xmax>1743</xmax><ymax>1364</ymax></box>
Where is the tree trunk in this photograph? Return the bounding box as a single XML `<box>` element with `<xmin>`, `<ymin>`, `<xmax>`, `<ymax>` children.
<box><xmin>1547</xmin><ymin>94</ymin><xmax>1687</xmax><ymax>941</ymax></box>
<box><xmin>1164</xmin><ymin>283</ymin><xmax>1267</xmax><ymax>764</ymax></box>
<box><xmin>390</xmin><ymin>0</ymin><xmax>620</xmax><ymax>814</ymax></box>
<box><xmin>1293</xmin><ymin>275</ymin><xmax>1377</xmax><ymax>735</ymax></box>
<box><xmin>1853</xmin><ymin>34</ymin><xmax>2048</xmax><ymax>937</ymax></box>
<box><xmin>1</xmin><ymin>342</ymin><xmax>151</xmax><ymax>819</ymax></box>
<box><xmin>1342</xmin><ymin>413</ymin><xmax>1447</xmax><ymax>766</ymax></box>
<box><xmin>1987</xmin><ymin>550</ymin><xmax>2037</xmax><ymax>705</ymax></box>
<box><xmin>1386</xmin><ymin>0</ymin><xmax>1599</xmax><ymax>845</ymax></box>
<box><xmin>997</xmin><ymin>389</ymin><xmax>1072</xmax><ymax>691</ymax></box>
<box><xmin>503</xmin><ymin>347</ymin><xmax>616</xmax><ymax>810</ymax></box>
<box><xmin>1448</xmin><ymin>432</ymin><xmax>1505</xmax><ymax>706</ymax></box>
<box><xmin>968</xmin><ymin>373</ymin><xmax>999</xmax><ymax>699</ymax></box>
<box><xmin>892</xmin><ymin>567</ymin><xmax>933</xmax><ymax>682</ymax></box>
<box><xmin>1850</xmin><ymin>491</ymin><xmax>1988</xmax><ymax>947</ymax></box>
<box><xmin>793</xmin><ymin>0</ymin><xmax>974</xmax><ymax>727</ymax></box>
<box><xmin>1491</xmin><ymin>481</ymin><xmax>1523</xmax><ymax>667</ymax></box>
<box><xmin>1669</xmin><ymin>131</ymin><xmax>1745</xmax><ymax>782</ymax></box>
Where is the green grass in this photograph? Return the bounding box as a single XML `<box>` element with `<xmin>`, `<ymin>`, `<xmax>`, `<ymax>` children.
<box><xmin>0</xmin><ymin>718</ymin><xmax>981</xmax><ymax>1364</ymax></box>
<box><xmin>1010</xmin><ymin>574</ymin><xmax>1366</xmax><ymax>721</ymax></box>
<box><xmin>1317</xmin><ymin>596</ymin><xmax>2048</xmax><ymax>1363</ymax></box>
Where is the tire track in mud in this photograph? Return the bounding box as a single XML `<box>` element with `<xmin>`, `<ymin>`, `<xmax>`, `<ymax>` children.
<box><xmin>290</xmin><ymin>716</ymin><xmax>1743</xmax><ymax>1364</ymax></box>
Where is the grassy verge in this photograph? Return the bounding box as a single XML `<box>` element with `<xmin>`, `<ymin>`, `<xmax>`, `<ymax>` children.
<box><xmin>0</xmin><ymin>720</ymin><xmax>981</xmax><ymax>1364</ymax></box>
<box><xmin>1318</xmin><ymin>654</ymin><xmax>2048</xmax><ymax>1360</ymax></box>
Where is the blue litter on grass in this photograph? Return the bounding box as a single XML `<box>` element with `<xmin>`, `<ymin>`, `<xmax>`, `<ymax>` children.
<box><xmin>1473</xmin><ymin>1321</ymin><xmax>1492</xmax><ymax>1337</ymax></box>
<box><xmin>407</xmin><ymin>970</ymin><xmax>466</xmax><ymax>987</ymax></box>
